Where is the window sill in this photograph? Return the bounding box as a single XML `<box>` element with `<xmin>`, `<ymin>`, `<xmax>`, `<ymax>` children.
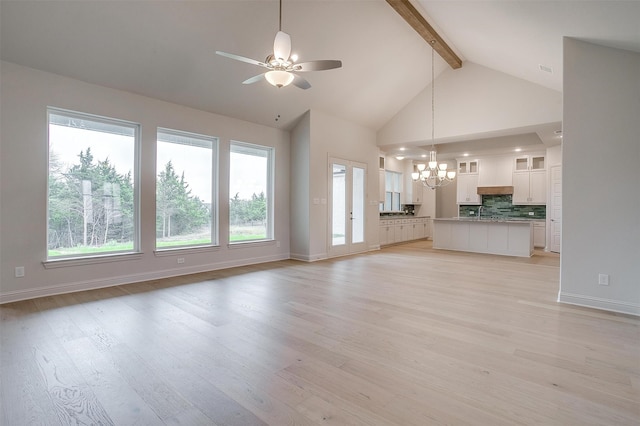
<box><xmin>154</xmin><ymin>245</ymin><xmax>220</xmax><ymax>257</ymax></box>
<box><xmin>43</xmin><ymin>252</ymin><xmax>144</xmax><ymax>269</ymax></box>
<box><xmin>228</xmin><ymin>239</ymin><xmax>276</xmax><ymax>249</ymax></box>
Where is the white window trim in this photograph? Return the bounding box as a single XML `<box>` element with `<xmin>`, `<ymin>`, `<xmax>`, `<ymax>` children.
<box><xmin>229</xmin><ymin>140</ymin><xmax>275</xmax><ymax>244</ymax></box>
<box><xmin>155</xmin><ymin>127</ymin><xmax>219</xmax><ymax>251</ymax></box>
<box><xmin>46</xmin><ymin>107</ymin><xmax>141</xmax><ymax>261</ymax></box>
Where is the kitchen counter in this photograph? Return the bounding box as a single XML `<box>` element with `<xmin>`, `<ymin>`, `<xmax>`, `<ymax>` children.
<box><xmin>433</xmin><ymin>218</ymin><xmax>533</xmax><ymax>257</ymax></box>
<box><xmin>379</xmin><ymin>214</ymin><xmax>431</xmax><ymax>219</ymax></box>
<box><xmin>438</xmin><ymin>217</ymin><xmax>544</xmax><ymax>222</ymax></box>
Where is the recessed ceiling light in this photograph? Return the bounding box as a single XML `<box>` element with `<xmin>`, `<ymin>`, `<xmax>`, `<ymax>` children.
<box><xmin>421</xmin><ymin>154</ymin><xmax>427</xmax><ymax>158</ymax></box>
<box><xmin>400</xmin><ymin>147</ymin><xmax>406</xmax><ymax>151</ymax></box>
<box><xmin>463</xmin><ymin>153</ymin><xmax>469</xmax><ymax>157</ymax></box>
<box><xmin>396</xmin><ymin>156</ymin><xmax>404</xmax><ymax>160</ymax></box>
<box><xmin>515</xmin><ymin>148</ymin><xmax>522</xmax><ymax>152</ymax></box>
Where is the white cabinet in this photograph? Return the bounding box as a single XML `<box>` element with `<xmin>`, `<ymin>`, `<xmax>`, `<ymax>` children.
<box><xmin>533</xmin><ymin>222</ymin><xmax>546</xmax><ymax>248</ymax></box>
<box><xmin>404</xmin><ymin>166</ymin><xmax>426</xmax><ymax>204</ymax></box>
<box><xmin>433</xmin><ymin>219</ymin><xmax>533</xmax><ymax>257</ymax></box>
<box><xmin>380</xmin><ymin>217</ymin><xmax>431</xmax><ymax>246</ymax></box>
<box><xmin>512</xmin><ymin>154</ymin><xmax>546</xmax><ymax>205</ymax></box>
<box><xmin>404</xmin><ymin>179</ymin><xmax>425</xmax><ymax>204</ymax></box>
<box><xmin>458</xmin><ymin>160</ymin><xmax>479</xmax><ymax>175</ymax></box>
<box><xmin>457</xmin><ymin>174</ymin><xmax>481</xmax><ymax>205</ymax></box>
<box><xmin>394</xmin><ymin>219</ymin><xmax>409</xmax><ymax>242</ymax></box>
<box><xmin>513</xmin><ymin>171</ymin><xmax>546</xmax><ymax>204</ymax></box>
<box><xmin>457</xmin><ymin>159</ymin><xmax>481</xmax><ymax>205</ymax></box>
<box><xmin>411</xmin><ymin>181</ymin><xmax>425</xmax><ymax>204</ymax></box>
<box><xmin>477</xmin><ymin>155</ymin><xmax>513</xmax><ymax>187</ymax></box>
<box><xmin>379</xmin><ymin>219</ymin><xmax>394</xmax><ymax>245</ymax></box>
<box><xmin>514</xmin><ymin>155</ymin><xmax>545</xmax><ymax>173</ymax></box>
<box><xmin>406</xmin><ymin>220</ymin><xmax>416</xmax><ymax>240</ymax></box>
<box><xmin>413</xmin><ymin>219</ymin><xmax>425</xmax><ymax>240</ymax></box>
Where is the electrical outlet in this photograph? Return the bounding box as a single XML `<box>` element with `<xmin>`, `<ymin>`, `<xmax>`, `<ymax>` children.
<box><xmin>598</xmin><ymin>273</ymin><xmax>609</xmax><ymax>286</ymax></box>
<box><xmin>276</xmin><ymin>241</ymin><xmax>281</xmax><ymax>248</ymax></box>
<box><xmin>15</xmin><ymin>266</ymin><xmax>25</xmax><ymax>278</ymax></box>
<box><xmin>177</xmin><ymin>258</ymin><xmax>185</xmax><ymax>264</ymax></box>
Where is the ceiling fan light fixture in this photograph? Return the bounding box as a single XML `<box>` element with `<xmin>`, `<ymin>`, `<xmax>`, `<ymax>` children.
<box><xmin>265</xmin><ymin>70</ymin><xmax>294</xmax><ymax>88</ymax></box>
<box><xmin>215</xmin><ymin>0</ymin><xmax>341</xmax><ymax>90</ymax></box>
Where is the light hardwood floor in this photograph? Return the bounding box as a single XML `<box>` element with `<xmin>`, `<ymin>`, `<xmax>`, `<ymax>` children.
<box><xmin>1</xmin><ymin>240</ymin><xmax>638</xmax><ymax>425</ymax></box>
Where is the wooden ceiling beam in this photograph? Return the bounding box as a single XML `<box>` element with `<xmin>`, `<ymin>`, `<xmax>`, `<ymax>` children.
<box><xmin>386</xmin><ymin>0</ymin><xmax>462</xmax><ymax>69</ymax></box>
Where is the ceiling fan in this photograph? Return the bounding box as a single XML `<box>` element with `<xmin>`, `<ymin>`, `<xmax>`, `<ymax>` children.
<box><xmin>215</xmin><ymin>0</ymin><xmax>342</xmax><ymax>89</ymax></box>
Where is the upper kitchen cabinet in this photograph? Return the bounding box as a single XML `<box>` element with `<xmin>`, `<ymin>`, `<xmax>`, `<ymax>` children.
<box><xmin>404</xmin><ymin>164</ymin><xmax>426</xmax><ymax>204</ymax></box>
<box><xmin>457</xmin><ymin>159</ymin><xmax>481</xmax><ymax>204</ymax></box>
<box><xmin>457</xmin><ymin>174</ymin><xmax>481</xmax><ymax>204</ymax></box>
<box><xmin>512</xmin><ymin>153</ymin><xmax>546</xmax><ymax>204</ymax></box>
<box><xmin>458</xmin><ymin>160</ymin><xmax>479</xmax><ymax>175</ymax></box>
<box><xmin>514</xmin><ymin>154</ymin><xmax>545</xmax><ymax>173</ymax></box>
<box><xmin>477</xmin><ymin>155</ymin><xmax>513</xmax><ymax>187</ymax></box>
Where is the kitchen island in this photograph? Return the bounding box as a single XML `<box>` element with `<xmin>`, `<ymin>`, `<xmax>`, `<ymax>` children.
<box><xmin>433</xmin><ymin>218</ymin><xmax>534</xmax><ymax>257</ymax></box>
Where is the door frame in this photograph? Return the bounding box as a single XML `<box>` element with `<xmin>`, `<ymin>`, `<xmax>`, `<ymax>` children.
<box><xmin>327</xmin><ymin>157</ymin><xmax>367</xmax><ymax>258</ymax></box>
<box><xmin>549</xmin><ymin>165</ymin><xmax>562</xmax><ymax>253</ymax></box>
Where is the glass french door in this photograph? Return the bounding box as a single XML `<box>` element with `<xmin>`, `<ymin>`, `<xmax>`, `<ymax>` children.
<box><xmin>329</xmin><ymin>157</ymin><xmax>367</xmax><ymax>257</ymax></box>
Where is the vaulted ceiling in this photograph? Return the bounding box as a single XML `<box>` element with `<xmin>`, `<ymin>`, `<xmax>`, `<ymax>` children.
<box><xmin>2</xmin><ymin>1</ymin><xmax>639</xmax><ymax>147</ymax></box>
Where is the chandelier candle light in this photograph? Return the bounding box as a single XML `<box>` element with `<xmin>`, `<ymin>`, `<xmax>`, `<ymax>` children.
<box><xmin>412</xmin><ymin>40</ymin><xmax>456</xmax><ymax>189</ymax></box>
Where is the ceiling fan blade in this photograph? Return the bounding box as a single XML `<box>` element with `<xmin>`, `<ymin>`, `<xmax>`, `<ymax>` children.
<box><xmin>242</xmin><ymin>74</ymin><xmax>266</xmax><ymax>85</ymax></box>
<box><xmin>291</xmin><ymin>74</ymin><xmax>311</xmax><ymax>90</ymax></box>
<box><xmin>216</xmin><ymin>51</ymin><xmax>267</xmax><ymax>68</ymax></box>
<box><xmin>293</xmin><ymin>60</ymin><xmax>343</xmax><ymax>72</ymax></box>
<box><xmin>273</xmin><ymin>31</ymin><xmax>291</xmax><ymax>61</ymax></box>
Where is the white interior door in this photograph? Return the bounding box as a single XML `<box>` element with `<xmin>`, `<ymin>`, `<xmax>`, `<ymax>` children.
<box><xmin>550</xmin><ymin>165</ymin><xmax>562</xmax><ymax>253</ymax></box>
<box><xmin>329</xmin><ymin>158</ymin><xmax>367</xmax><ymax>257</ymax></box>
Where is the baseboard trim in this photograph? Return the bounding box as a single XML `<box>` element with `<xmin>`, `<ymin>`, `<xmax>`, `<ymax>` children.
<box><xmin>0</xmin><ymin>253</ymin><xmax>289</xmax><ymax>304</ymax></box>
<box><xmin>558</xmin><ymin>291</ymin><xmax>640</xmax><ymax>316</ymax></box>
<box><xmin>289</xmin><ymin>252</ymin><xmax>328</xmax><ymax>262</ymax></box>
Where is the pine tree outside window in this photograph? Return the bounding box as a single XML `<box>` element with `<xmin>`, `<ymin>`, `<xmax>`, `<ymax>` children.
<box><xmin>47</xmin><ymin>109</ymin><xmax>139</xmax><ymax>259</ymax></box>
<box><xmin>156</xmin><ymin>129</ymin><xmax>217</xmax><ymax>250</ymax></box>
<box><xmin>229</xmin><ymin>141</ymin><xmax>274</xmax><ymax>243</ymax></box>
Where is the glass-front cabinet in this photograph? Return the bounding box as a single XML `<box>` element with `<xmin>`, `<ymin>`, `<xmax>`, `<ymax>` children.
<box><xmin>458</xmin><ymin>159</ymin><xmax>479</xmax><ymax>175</ymax></box>
<box><xmin>514</xmin><ymin>155</ymin><xmax>545</xmax><ymax>172</ymax></box>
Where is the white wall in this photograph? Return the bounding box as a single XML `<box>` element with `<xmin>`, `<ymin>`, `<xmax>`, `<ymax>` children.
<box><xmin>559</xmin><ymin>39</ymin><xmax>640</xmax><ymax>315</ymax></box>
<box><xmin>435</xmin><ymin>160</ymin><xmax>459</xmax><ymax>218</ymax></box>
<box><xmin>290</xmin><ymin>112</ymin><xmax>311</xmax><ymax>259</ymax></box>
<box><xmin>0</xmin><ymin>61</ymin><xmax>291</xmax><ymax>303</ymax></box>
<box><xmin>377</xmin><ymin>62</ymin><xmax>562</xmax><ymax>147</ymax></box>
<box><xmin>307</xmin><ymin>109</ymin><xmax>379</xmax><ymax>259</ymax></box>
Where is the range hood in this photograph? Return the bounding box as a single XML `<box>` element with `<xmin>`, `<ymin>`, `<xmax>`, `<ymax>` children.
<box><xmin>476</xmin><ymin>186</ymin><xmax>514</xmax><ymax>195</ymax></box>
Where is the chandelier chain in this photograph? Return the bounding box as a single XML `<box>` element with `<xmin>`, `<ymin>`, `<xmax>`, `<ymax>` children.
<box><xmin>410</xmin><ymin>39</ymin><xmax>456</xmax><ymax>189</ymax></box>
<box><xmin>431</xmin><ymin>40</ymin><xmax>435</xmax><ymax>147</ymax></box>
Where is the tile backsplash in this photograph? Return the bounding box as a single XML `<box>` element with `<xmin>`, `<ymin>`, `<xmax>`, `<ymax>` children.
<box><xmin>459</xmin><ymin>195</ymin><xmax>546</xmax><ymax>219</ymax></box>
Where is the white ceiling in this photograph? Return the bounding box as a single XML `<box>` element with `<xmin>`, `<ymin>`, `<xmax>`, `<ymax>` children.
<box><xmin>2</xmin><ymin>0</ymin><xmax>639</xmax><ymax>146</ymax></box>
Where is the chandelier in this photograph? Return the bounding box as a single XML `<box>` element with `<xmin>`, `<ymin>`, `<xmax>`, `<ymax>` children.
<box><xmin>412</xmin><ymin>41</ymin><xmax>456</xmax><ymax>189</ymax></box>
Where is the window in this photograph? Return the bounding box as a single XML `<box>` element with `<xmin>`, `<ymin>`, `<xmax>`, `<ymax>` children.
<box><xmin>229</xmin><ymin>141</ymin><xmax>274</xmax><ymax>243</ymax></box>
<box><xmin>384</xmin><ymin>170</ymin><xmax>402</xmax><ymax>211</ymax></box>
<box><xmin>156</xmin><ymin>129</ymin><xmax>218</xmax><ymax>250</ymax></box>
<box><xmin>47</xmin><ymin>109</ymin><xmax>139</xmax><ymax>259</ymax></box>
